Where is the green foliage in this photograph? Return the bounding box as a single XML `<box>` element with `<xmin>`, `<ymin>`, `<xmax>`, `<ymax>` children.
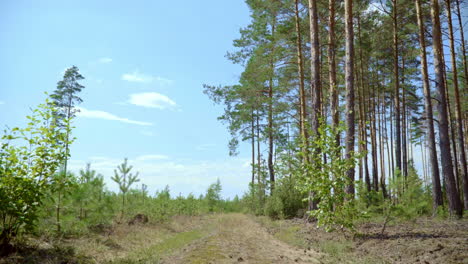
<box><xmin>296</xmin><ymin>121</ymin><xmax>361</xmax><ymax>232</ymax></box>
<box><xmin>264</xmin><ymin>176</ymin><xmax>305</xmax><ymax>219</ymax></box>
<box><xmin>50</xmin><ymin>66</ymin><xmax>85</xmax><ymax>124</ymax></box>
<box><xmin>111</xmin><ymin>158</ymin><xmax>140</xmax><ymax>218</ymax></box>
<box><xmin>0</xmin><ymin>99</ymin><xmax>73</xmax><ymax>244</ymax></box>
<box><xmin>264</xmin><ymin>194</ymin><xmax>284</xmax><ymax>219</ymax></box>
<box><xmin>76</xmin><ymin>163</ymin><xmax>105</xmax><ymax>220</ymax></box>
<box><xmin>205</xmin><ymin>179</ymin><xmax>222</xmax><ymax>212</ymax></box>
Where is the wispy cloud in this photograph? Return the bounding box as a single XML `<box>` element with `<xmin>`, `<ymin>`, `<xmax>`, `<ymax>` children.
<box><xmin>129</xmin><ymin>92</ymin><xmax>177</xmax><ymax>110</ymax></box>
<box><xmin>121</xmin><ymin>70</ymin><xmax>173</xmax><ymax>85</ymax></box>
<box><xmin>0</xmin><ymin>101</ymin><xmax>4</xmax><ymax>105</ymax></box>
<box><xmin>98</xmin><ymin>57</ymin><xmax>113</xmax><ymax>64</ymax></box>
<box><xmin>76</xmin><ymin>107</ymin><xmax>153</xmax><ymax>126</ymax></box>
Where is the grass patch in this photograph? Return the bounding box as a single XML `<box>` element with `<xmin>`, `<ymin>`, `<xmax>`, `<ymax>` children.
<box><xmin>107</xmin><ymin>229</ymin><xmax>205</xmax><ymax>264</ymax></box>
<box><xmin>185</xmin><ymin>244</ymin><xmax>225</xmax><ymax>264</ymax></box>
<box><xmin>274</xmin><ymin>225</ymin><xmax>305</xmax><ymax>248</ymax></box>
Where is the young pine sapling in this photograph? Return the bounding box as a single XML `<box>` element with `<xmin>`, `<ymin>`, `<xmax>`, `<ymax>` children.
<box><xmin>111</xmin><ymin>158</ymin><xmax>140</xmax><ymax>219</ymax></box>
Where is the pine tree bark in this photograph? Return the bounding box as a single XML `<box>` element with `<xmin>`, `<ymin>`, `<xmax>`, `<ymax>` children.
<box><xmin>392</xmin><ymin>0</ymin><xmax>402</xmax><ymax>177</ymax></box>
<box><xmin>308</xmin><ymin>0</ymin><xmax>322</xmax><ymax>137</ymax></box>
<box><xmin>442</xmin><ymin>51</ymin><xmax>461</xmax><ymax>195</ymax></box>
<box><xmin>328</xmin><ymin>0</ymin><xmax>339</xmax><ymax>146</ymax></box>
<box><xmin>308</xmin><ymin>0</ymin><xmax>322</xmax><ymax>209</ymax></box>
<box><xmin>430</xmin><ymin>0</ymin><xmax>463</xmax><ymax>217</ymax></box>
<box><xmin>401</xmin><ymin>56</ymin><xmax>408</xmax><ymax>181</ymax></box>
<box><xmin>415</xmin><ymin>0</ymin><xmax>443</xmax><ymax>209</ymax></box>
<box><xmin>446</xmin><ymin>0</ymin><xmax>468</xmax><ymax>209</ymax></box>
<box><xmin>454</xmin><ymin>0</ymin><xmax>468</xmax><ymax>90</ymax></box>
<box><xmin>268</xmin><ymin>76</ymin><xmax>275</xmax><ymax>192</ymax></box>
<box><xmin>370</xmin><ymin>90</ymin><xmax>379</xmax><ymax>191</ymax></box>
<box><xmin>344</xmin><ymin>0</ymin><xmax>355</xmax><ymax>195</ymax></box>
<box><xmin>378</xmin><ymin>88</ymin><xmax>387</xmax><ymax>197</ymax></box>
<box><xmin>357</xmin><ymin>15</ymin><xmax>369</xmax><ymax>191</ymax></box>
<box><xmin>251</xmin><ymin>110</ymin><xmax>255</xmax><ymax>186</ymax></box>
<box><xmin>294</xmin><ymin>0</ymin><xmax>310</xmax><ymax>161</ymax></box>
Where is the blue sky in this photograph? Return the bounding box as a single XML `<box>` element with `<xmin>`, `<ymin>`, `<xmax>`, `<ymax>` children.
<box><xmin>0</xmin><ymin>0</ymin><xmax>253</xmax><ymax>198</ymax></box>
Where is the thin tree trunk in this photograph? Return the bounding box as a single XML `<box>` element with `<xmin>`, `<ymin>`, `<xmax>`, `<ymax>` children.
<box><xmin>56</xmin><ymin>190</ymin><xmax>61</xmax><ymax>233</ymax></box>
<box><xmin>446</xmin><ymin>0</ymin><xmax>468</xmax><ymax>209</ymax></box>
<box><xmin>442</xmin><ymin>50</ymin><xmax>461</xmax><ymax>196</ymax></box>
<box><xmin>392</xmin><ymin>0</ymin><xmax>402</xmax><ymax>177</ymax></box>
<box><xmin>378</xmin><ymin>87</ymin><xmax>387</xmax><ymax>197</ymax></box>
<box><xmin>295</xmin><ymin>0</ymin><xmax>310</xmax><ymax>162</ymax></box>
<box><xmin>454</xmin><ymin>0</ymin><xmax>468</xmax><ymax>90</ymax></box>
<box><xmin>251</xmin><ymin>110</ymin><xmax>255</xmax><ymax>186</ymax></box>
<box><xmin>402</xmin><ymin>56</ymin><xmax>408</xmax><ymax>182</ymax></box>
<box><xmin>430</xmin><ymin>0</ymin><xmax>463</xmax><ymax>217</ymax></box>
<box><xmin>328</xmin><ymin>0</ymin><xmax>339</xmax><ymax>146</ymax></box>
<box><xmin>415</xmin><ymin>0</ymin><xmax>443</xmax><ymax>208</ymax></box>
<box><xmin>256</xmin><ymin>111</ymin><xmax>261</xmax><ymax>186</ymax></box>
<box><xmin>344</xmin><ymin>0</ymin><xmax>355</xmax><ymax>195</ymax></box>
<box><xmin>370</xmin><ymin>90</ymin><xmax>379</xmax><ymax>191</ymax></box>
<box><xmin>308</xmin><ymin>0</ymin><xmax>322</xmax><ymax>209</ymax></box>
<box><xmin>308</xmin><ymin>0</ymin><xmax>322</xmax><ymax>137</ymax></box>
<box><xmin>357</xmin><ymin>15</ymin><xmax>370</xmax><ymax>192</ymax></box>
<box><xmin>268</xmin><ymin>75</ymin><xmax>275</xmax><ymax>193</ymax></box>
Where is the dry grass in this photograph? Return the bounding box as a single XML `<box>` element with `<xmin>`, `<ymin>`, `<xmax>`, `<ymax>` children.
<box><xmin>256</xmin><ymin>215</ymin><xmax>468</xmax><ymax>264</ymax></box>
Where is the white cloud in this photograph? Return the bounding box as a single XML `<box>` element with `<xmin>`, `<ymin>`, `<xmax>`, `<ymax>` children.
<box><xmin>0</xmin><ymin>101</ymin><xmax>4</xmax><ymax>105</ymax></box>
<box><xmin>129</xmin><ymin>92</ymin><xmax>177</xmax><ymax>110</ymax></box>
<box><xmin>121</xmin><ymin>70</ymin><xmax>173</xmax><ymax>85</ymax></box>
<box><xmin>98</xmin><ymin>57</ymin><xmax>113</xmax><ymax>64</ymax></box>
<box><xmin>76</xmin><ymin>107</ymin><xmax>153</xmax><ymax>126</ymax></box>
<box><xmin>135</xmin><ymin>154</ymin><xmax>170</xmax><ymax>161</ymax></box>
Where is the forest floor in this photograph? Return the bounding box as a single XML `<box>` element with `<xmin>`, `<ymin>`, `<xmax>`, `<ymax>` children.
<box><xmin>1</xmin><ymin>213</ymin><xmax>467</xmax><ymax>263</ymax></box>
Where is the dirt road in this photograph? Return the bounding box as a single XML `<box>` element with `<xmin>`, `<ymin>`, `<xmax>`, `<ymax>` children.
<box><xmin>161</xmin><ymin>213</ymin><xmax>320</xmax><ymax>264</ymax></box>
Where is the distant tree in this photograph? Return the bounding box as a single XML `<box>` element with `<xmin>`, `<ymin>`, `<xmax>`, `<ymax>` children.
<box><xmin>206</xmin><ymin>179</ymin><xmax>222</xmax><ymax>212</ymax></box>
<box><xmin>50</xmin><ymin>170</ymin><xmax>76</xmax><ymax>233</ymax></box>
<box><xmin>111</xmin><ymin>158</ymin><xmax>140</xmax><ymax>218</ymax></box>
<box><xmin>50</xmin><ymin>66</ymin><xmax>85</xmax><ymax>175</ymax></box>
<box><xmin>77</xmin><ymin>163</ymin><xmax>104</xmax><ymax>219</ymax></box>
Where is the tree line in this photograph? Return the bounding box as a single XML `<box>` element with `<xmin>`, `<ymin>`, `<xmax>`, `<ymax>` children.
<box><xmin>205</xmin><ymin>0</ymin><xmax>467</xmax><ymax>221</ymax></box>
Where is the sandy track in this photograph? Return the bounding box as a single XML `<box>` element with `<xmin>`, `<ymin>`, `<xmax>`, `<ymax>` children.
<box><xmin>162</xmin><ymin>213</ymin><xmax>320</xmax><ymax>264</ymax></box>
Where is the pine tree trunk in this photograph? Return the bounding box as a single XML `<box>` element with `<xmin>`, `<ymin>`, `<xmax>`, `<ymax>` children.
<box><xmin>442</xmin><ymin>51</ymin><xmax>461</xmax><ymax>196</ymax></box>
<box><xmin>415</xmin><ymin>0</ymin><xmax>443</xmax><ymax>209</ymax></box>
<box><xmin>392</xmin><ymin>0</ymin><xmax>402</xmax><ymax>177</ymax></box>
<box><xmin>268</xmin><ymin>76</ymin><xmax>275</xmax><ymax>193</ymax></box>
<box><xmin>308</xmin><ymin>0</ymin><xmax>322</xmax><ymax>137</ymax></box>
<box><xmin>430</xmin><ymin>0</ymin><xmax>463</xmax><ymax>217</ymax></box>
<box><xmin>370</xmin><ymin>93</ymin><xmax>379</xmax><ymax>191</ymax></box>
<box><xmin>294</xmin><ymin>0</ymin><xmax>309</xmax><ymax>162</ymax></box>
<box><xmin>328</xmin><ymin>0</ymin><xmax>339</xmax><ymax>146</ymax></box>
<box><xmin>378</xmin><ymin>89</ymin><xmax>387</xmax><ymax>198</ymax></box>
<box><xmin>402</xmin><ymin>57</ymin><xmax>408</xmax><ymax>182</ymax></box>
<box><xmin>308</xmin><ymin>0</ymin><xmax>321</xmax><ymax>209</ymax></box>
<box><xmin>446</xmin><ymin>0</ymin><xmax>468</xmax><ymax>209</ymax></box>
<box><xmin>344</xmin><ymin>0</ymin><xmax>355</xmax><ymax>195</ymax></box>
<box><xmin>454</xmin><ymin>0</ymin><xmax>468</xmax><ymax>90</ymax></box>
<box><xmin>251</xmin><ymin>110</ymin><xmax>255</xmax><ymax>186</ymax></box>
